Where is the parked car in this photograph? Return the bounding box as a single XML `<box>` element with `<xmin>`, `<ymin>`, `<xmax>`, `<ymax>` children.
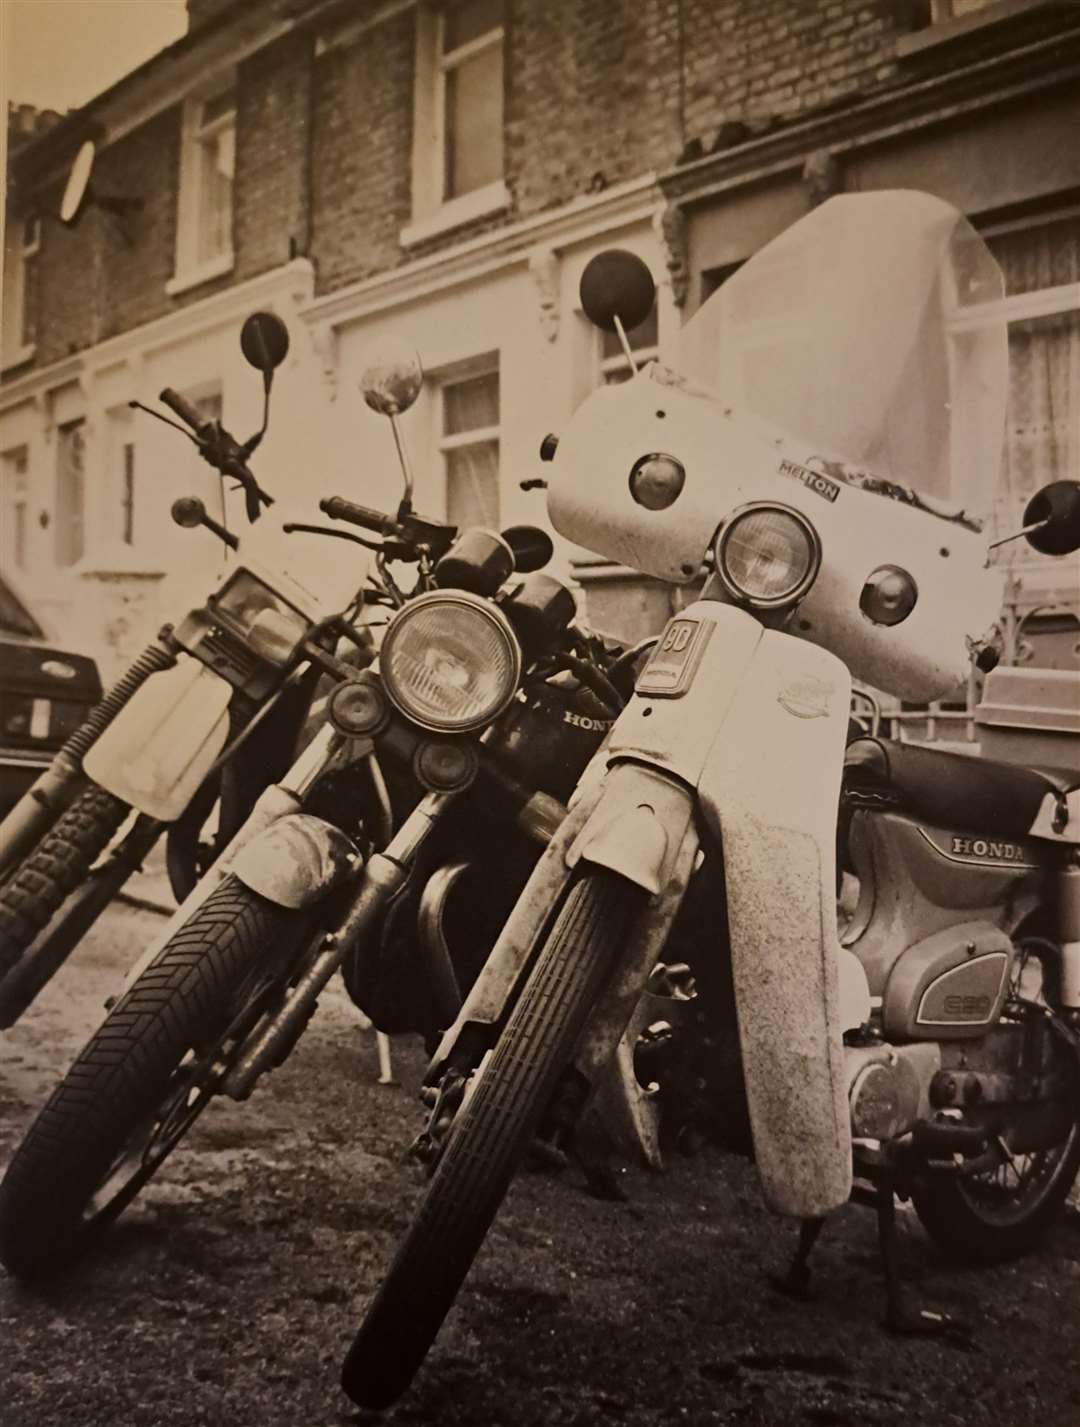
<box><xmin>0</xmin><ymin>574</ymin><xmax>102</xmax><ymax>821</ymax></box>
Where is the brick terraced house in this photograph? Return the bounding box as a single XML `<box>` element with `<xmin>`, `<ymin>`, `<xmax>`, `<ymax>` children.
<box><xmin>2</xmin><ymin>0</ymin><xmax>1078</xmax><ymax>726</ymax></box>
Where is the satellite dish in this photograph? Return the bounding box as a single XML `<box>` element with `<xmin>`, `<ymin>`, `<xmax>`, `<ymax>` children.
<box><xmin>60</xmin><ymin>141</ymin><xmax>96</xmax><ymax>226</ymax></box>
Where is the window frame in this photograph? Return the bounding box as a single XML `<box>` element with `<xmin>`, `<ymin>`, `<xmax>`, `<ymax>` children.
<box><xmin>54</xmin><ymin>418</ymin><xmax>87</xmax><ymax>570</ymax></box>
<box><xmin>596</xmin><ymin>317</ymin><xmax>660</xmax><ymax>386</ymax></box>
<box><xmin>1</xmin><ymin>444</ymin><xmax>31</xmax><ymax>572</ymax></box>
<box><xmin>167</xmin><ymin>82</ymin><xmax>237</xmax><ymax>296</ymax></box>
<box><xmin>402</xmin><ymin>3</ymin><xmax>509</xmax><ymax>247</ymax></box>
<box><xmin>436</xmin><ymin>361</ymin><xmax>502</xmax><ymax>531</ymax></box>
<box><xmin>897</xmin><ymin>0</ymin><xmax>1056</xmax><ymax>58</ymax></box>
<box><xmin>1</xmin><ymin>214</ymin><xmax>40</xmax><ymax>371</ymax></box>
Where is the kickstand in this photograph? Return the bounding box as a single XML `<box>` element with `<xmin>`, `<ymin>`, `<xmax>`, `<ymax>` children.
<box><xmin>770</xmin><ymin>1216</ymin><xmax>825</xmax><ymax>1299</ymax></box>
<box><xmin>876</xmin><ymin>1180</ymin><xmax>967</xmax><ymax>1340</ymax></box>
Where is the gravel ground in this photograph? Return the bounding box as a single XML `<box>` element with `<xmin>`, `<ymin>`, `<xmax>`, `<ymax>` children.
<box><xmin>1</xmin><ymin>902</ymin><xmax>1079</xmax><ymax>1427</ymax></box>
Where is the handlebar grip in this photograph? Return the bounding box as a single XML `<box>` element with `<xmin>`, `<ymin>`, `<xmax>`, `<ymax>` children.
<box><xmin>160</xmin><ymin>387</ymin><xmax>209</xmax><ymax>432</ymax></box>
<box><xmin>320</xmin><ymin>496</ymin><xmax>391</xmax><ymax>534</ymax></box>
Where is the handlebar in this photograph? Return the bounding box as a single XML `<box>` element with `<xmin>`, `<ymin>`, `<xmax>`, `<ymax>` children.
<box><xmin>319</xmin><ymin>496</ymin><xmax>393</xmax><ymax>535</ymax></box>
<box><xmin>155</xmin><ymin>387</ymin><xmax>273</xmax><ymax>520</ymax></box>
<box><xmin>159</xmin><ymin>387</ymin><xmax>212</xmax><ymax>434</ymax></box>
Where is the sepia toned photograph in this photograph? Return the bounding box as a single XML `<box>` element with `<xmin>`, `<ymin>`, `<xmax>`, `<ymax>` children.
<box><xmin>1</xmin><ymin>1</ymin><xmax>1078</xmax><ymax>1423</ymax></box>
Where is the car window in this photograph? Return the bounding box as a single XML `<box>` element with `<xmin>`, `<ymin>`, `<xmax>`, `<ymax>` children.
<box><xmin>0</xmin><ymin>576</ymin><xmax>45</xmax><ymax>639</ymax></box>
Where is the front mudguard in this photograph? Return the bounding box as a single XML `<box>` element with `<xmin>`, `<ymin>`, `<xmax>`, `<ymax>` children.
<box><xmin>697</xmin><ymin>632</ymin><xmax>863</xmax><ymax>1219</ymax></box>
<box><xmin>83</xmin><ymin>660</ymin><xmax>231</xmax><ymax>822</ymax></box>
<box><xmin>232</xmin><ymin>813</ymin><xmax>360</xmax><ymax>909</ymax></box>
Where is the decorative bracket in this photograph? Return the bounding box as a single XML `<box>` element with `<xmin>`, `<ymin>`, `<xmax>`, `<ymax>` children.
<box><xmin>527</xmin><ymin>245</ymin><xmax>561</xmax><ymax>342</ymax></box>
<box><xmin>653</xmin><ymin>203</ymin><xmax>688</xmax><ymax>308</ymax></box>
<box><xmin>802</xmin><ymin>149</ymin><xmax>844</xmax><ymax>208</ymax></box>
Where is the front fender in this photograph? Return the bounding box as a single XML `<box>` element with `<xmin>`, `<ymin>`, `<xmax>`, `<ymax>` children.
<box><xmin>232</xmin><ymin>813</ymin><xmax>360</xmax><ymax>908</ymax></box>
<box><xmin>83</xmin><ymin>660</ymin><xmax>231</xmax><ymax>822</ymax></box>
<box><xmin>698</xmin><ymin>631</ymin><xmax>867</xmax><ymax>1219</ymax></box>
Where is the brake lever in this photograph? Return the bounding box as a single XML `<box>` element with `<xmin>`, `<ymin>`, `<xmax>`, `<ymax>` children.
<box><xmin>281</xmin><ymin>522</ymin><xmax>385</xmax><ymax>552</ymax></box>
<box><xmin>128</xmin><ymin>400</ymin><xmax>203</xmax><ymax>446</ymax></box>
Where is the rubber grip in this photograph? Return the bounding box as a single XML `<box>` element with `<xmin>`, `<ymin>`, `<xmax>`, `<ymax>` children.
<box><xmin>160</xmin><ymin>387</ymin><xmax>209</xmax><ymax>431</ymax></box>
<box><xmin>319</xmin><ymin>496</ymin><xmax>390</xmax><ymax>533</ymax></box>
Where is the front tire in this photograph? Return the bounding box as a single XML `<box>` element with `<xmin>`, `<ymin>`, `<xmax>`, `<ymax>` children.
<box><xmin>0</xmin><ymin>785</ymin><xmax>130</xmax><ymax>979</ymax></box>
<box><xmin>0</xmin><ymin>876</ymin><xmax>309</xmax><ymax>1281</ymax></box>
<box><xmin>341</xmin><ymin>869</ymin><xmax>644</xmax><ymax>1409</ymax></box>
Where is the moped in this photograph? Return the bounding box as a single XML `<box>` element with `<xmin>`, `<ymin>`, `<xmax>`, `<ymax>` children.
<box><xmin>340</xmin><ymin>190</ymin><xmax>1080</xmax><ymax>1407</ymax></box>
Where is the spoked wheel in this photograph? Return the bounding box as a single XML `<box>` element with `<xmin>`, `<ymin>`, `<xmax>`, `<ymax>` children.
<box><xmin>341</xmin><ymin>868</ymin><xmax>645</xmax><ymax>1410</ymax></box>
<box><xmin>913</xmin><ymin>1118</ymin><xmax>1080</xmax><ymax>1265</ymax></box>
<box><xmin>0</xmin><ymin>876</ymin><xmax>313</xmax><ymax>1281</ymax></box>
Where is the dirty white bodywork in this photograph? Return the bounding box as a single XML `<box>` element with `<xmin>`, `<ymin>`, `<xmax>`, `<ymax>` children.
<box><xmin>548</xmin><ymin>376</ymin><xmax>1004</xmax><ymax>703</ymax></box>
<box><xmin>598</xmin><ymin>602</ymin><xmax>867</xmax><ymax>1216</ymax></box>
<box><xmin>83</xmin><ymin>659</ymin><xmax>231</xmax><ymax>822</ymax></box>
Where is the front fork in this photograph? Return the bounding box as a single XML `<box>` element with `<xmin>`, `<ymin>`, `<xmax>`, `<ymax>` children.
<box><xmin>221</xmin><ymin>787</ymin><xmax>458</xmax><ymax>1100</ymax></box>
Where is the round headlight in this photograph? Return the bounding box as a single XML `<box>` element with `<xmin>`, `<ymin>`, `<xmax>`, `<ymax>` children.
<box><xmin>859</xmin><ymin>565</ymin><xmax>918</xmax><ymax>626</ymax></box>
<box><xmin>379</xmin><ymin>591</ymin><xmax>522</xmax><ymax>733</ymax></box>
<box><xmin>713</xmin><ymin>503</ymin><xmax>821</xmax><ymax>609</ymax></box>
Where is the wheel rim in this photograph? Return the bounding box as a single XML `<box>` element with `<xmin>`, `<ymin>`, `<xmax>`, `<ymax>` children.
<box><xmin>82</xmin><ymin>958</ymin><xmax>288</xmax><ymax>1229</ymax></box>
<box><xmin>957</xmin><ymin>1121</ymin><xmax>1078</xmax><ymax>1229</ymax></box>
<box><xmin>85</xmin><ymin>1048</ymin><xmax>219</xmax><ymax>1225</ymax></box>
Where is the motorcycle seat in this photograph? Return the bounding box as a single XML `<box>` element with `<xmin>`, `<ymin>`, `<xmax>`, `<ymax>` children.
<box><xmin>842</xmin><ymin>736</ymin><xmax>1078</xmax><ymax>840</ymax></box>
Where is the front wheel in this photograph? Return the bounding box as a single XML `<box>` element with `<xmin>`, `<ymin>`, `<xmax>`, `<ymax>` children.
<box><xmin>0</xmin><ymin>876</ymin><xmax>311</xmax><ymax>1281</ymax></box>
<box><xmin>341</xmin><ymin>869</ymin><xmax>644</xmax><ymax>1409</ymax></box>
<box><xmin>0</xmin><ymin>784</ymin><xmax>130</xmax><ymax>979</ymax></box>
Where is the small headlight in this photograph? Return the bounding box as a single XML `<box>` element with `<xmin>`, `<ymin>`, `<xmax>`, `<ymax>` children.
<box><xmin>379</xmin><ymin>591</ymin><xmax>522</xmax><ymax>733</ymax></box>
<box><xmin>859</xmin><ymin>566</ymin><xmax>918</xmax><ymax>626</ymax></box>
<box><xmin>714</xmin><ymin>503</ymin><xmax>821</xmax><ymax>609</ymax></box>
<box><xmin>214</xmin><ymin>570</ymin><xmax>310</xmax><ymax>662</ymax></box>
<box><xmin>629</xmin><ymin>453</ymin><xmax>686</xmax><ymax>511</ymax></box>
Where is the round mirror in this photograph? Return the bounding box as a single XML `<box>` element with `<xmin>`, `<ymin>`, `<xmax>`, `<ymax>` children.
<box><xmin>501</xmin><ymin>524</ymin><xmax>554</xmax><ymax>573</ymax></box>
<box><xmin>171</xmin><ymin>496</ymin><xmax>207</xmax><ymax>529</ymax></box>
<box><xmin>359</xmin><ymin>338</ymin><xmax>424</xmax><ymax>416</ymax></box>
<box><xmin>1023</xmin><ymin>480</ymin><xmax>1080</xmax><ymax>556</ymax></box>
<box><xmin>60</xmin><ymin>140</ymin><xmax>96</xmax><ymax>226</ymax></box>
<box><xmin>240</xmin><ymin>312</ymin><xmax>291</xmax><ymax>373</ymax></box>
<box><xmin>579</xmin><ymin>249</ymin><xmax>656</xmax><ymax>334</ymax></box>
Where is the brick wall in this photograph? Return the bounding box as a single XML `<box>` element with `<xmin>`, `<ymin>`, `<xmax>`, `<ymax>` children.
<box><xmin>98</xmin><ymin>108</ymin><xmax>183</xmax><ymax>343</ymax></box>
<box><xmin>506</xmin><ymin>0</ymin><xmax>682</xmax><ymax>215</ymax></box>
<box><xmin>308</xmin><ymin>10</ymin><xmax>415</xmax><ymax>293</ymax></box>
<box><xmin>679</xmin><ymin>0</ymin><xmax>903</xmax><ymax>138</ymax></box>
<box><xmin>235</xmin><ymin>31</ymin><xmax>315</xmax><ymax>280</ymax></box>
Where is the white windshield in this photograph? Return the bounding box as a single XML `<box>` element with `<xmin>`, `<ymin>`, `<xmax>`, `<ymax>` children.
<box><xmin>678</xmin><ymin>191</ymin><xmax>1008</xmax><ymax>519</ymax></box>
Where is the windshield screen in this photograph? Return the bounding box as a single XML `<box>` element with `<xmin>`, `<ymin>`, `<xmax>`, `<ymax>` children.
<box><xmin>678</xmin><ymin>191</ymin><xmax>1008</xmax><ymax>518</ymax></box>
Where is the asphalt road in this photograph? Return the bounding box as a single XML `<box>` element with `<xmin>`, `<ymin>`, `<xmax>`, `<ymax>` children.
<box><xmin>1</xmin><ymin>902</ymin><xmax>1079</xmax><ymax>1427</ymax></box>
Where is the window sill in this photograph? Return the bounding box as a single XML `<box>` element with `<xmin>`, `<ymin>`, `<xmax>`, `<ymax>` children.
<box><xmin>400</xmin><ymin>181</ymin><xmax>510</xmax><ymax>248</ymax></box>
<box><xmin>896</xmin><ymin>0</ymin><xmax>1055</xmax><ymax>59</ymax></box>
<box><xmin>1</xmin><ymin>343</ymin><xmax>36</xmax><ymax>375</ymax></box>
<box><xmin>165</xmin><ymin>251</ymin><xmax>235</xmax><ymax>297</ymax></box>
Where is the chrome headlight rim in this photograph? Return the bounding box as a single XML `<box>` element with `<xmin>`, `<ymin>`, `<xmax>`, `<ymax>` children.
<box><xmin>379</xmin><ymin>589</ymin><xmax>523</xmax><ymax>734</ymax></box>
<box><xmin>713</xmin><ymin>501</ymin><xmax>822</xmax><ymax>611</ymax></box>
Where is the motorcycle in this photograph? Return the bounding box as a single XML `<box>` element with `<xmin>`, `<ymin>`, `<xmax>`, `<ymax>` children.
<box><xmin>0</xmin><ymin>313</ymin><xmax>365</xmax><ymax>1026</ymax></box>
<box><xmin>0</xmin><ymin>344</ymin><xmax>630</xmax><ymax>1278</ymax></box>
<box><xmin>340</xmin><ymin>190</ymin><xmax>1080</xmax><ymax>1408</ymax></box>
